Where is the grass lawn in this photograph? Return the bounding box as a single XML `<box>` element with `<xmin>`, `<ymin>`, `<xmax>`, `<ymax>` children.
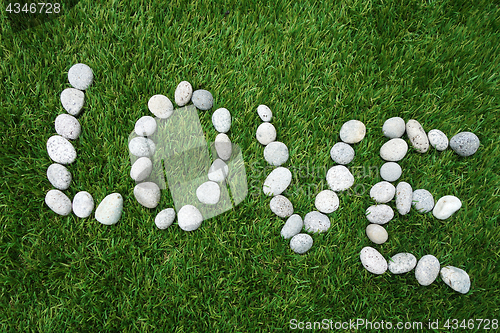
<box><xmin>1</xmin><ymin>0</ymin><xmax>499</xmax><ymax>331</ymax></box>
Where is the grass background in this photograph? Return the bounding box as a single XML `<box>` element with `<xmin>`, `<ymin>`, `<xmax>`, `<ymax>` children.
<box><xmin>1</xmin><ymin>0</ymin><xmax>499</xmax><ymax>331</ymax></box>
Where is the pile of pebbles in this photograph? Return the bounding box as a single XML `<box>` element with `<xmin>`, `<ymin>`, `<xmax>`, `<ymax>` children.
<box><xmin>361</xmin><ymin>117</ymin><xmax>478</xmax><ymax>294</ymax></box>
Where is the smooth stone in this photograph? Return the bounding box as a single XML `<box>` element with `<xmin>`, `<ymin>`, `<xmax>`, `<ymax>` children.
<box><xmin>95</xmin><ymin>193</ymin><xmax>123</xmax><ymax>225</ymax></box>
<box><xmin>290</xmin><ymin>233</ymin><xmax>313</xmax><ymax>254</ymax></box>
<box><xmin>330</xmin><ymin>142</ymin><xmax>355</xmax><ymax>165</ymax></box>
<box><xmin>257</xmin><ymin>104</ymin><xmax>272</xmax><ymax>122</ymax></box>
<box><xmin>380</xmin><ymin>138</ymin><xmax>408</xmax><ymax>161</ymax></box>
<box><xmin>395</xmin><ymin>181</ymin><xmax>412</xmax><ymax>215</ymax></box>
<box><xmin>366</xmin><ymin>224</ymin><xmax>388</xmax><ymax>244</ymax></box>
<box><xmin>174</xmin><ymin>81</ymin><xmax>193</xmax><ymax>106</ymax></box>
<box><xmin>263</xmin><ymin>167</ymin><xmax>292</xmax><ymax>196</ymax></box>
<box><xmin>72</xmin><ymin>191</ymin><xmax>94</xmax><ymax>218</ymax></box>
<box><xmin>212</xmin><ymin>108</ymin><xmax>231</xmax><ymax>133</ymax></box>
<box><xmin>55</xmin><ymin>114</ymin><xmax>81</xmax><ymax>140</ymax></box>
<box><xmin>314</xmin><ymin>190</ymin><xmax>339</xmax><ymax>214</ymax></box>
<box><xmin>440</xmin><ymin>266</ymin><xmax>471</xmax><ymax>294</ymax></box>
<box><xmin>379</xmin><ymin>162</ymin><xmax>402</xmax><ymax>182</ymax></box>
<box><xmin>339</xmin><ymin>120</ymin><xmax>366</xmax><ymax>144</ymax></box>
<box><xmin>415</xmin><ymin>255</ymin><xmax>440</xmax><ymax>286</ymax></box>
<box><xmin>256</xmin><ymin>122</ymin><xmax>277</xmax><ymax>145</ymax></box>
<box><xmin>412</xmin><ymin>189</ymin><xmax>434</xmax><ymax>213</ymax></box>
<box><xmin>370</xmin><ymin>181</ymin><xmax>396</xmax><ymax>203</ymax></box>
<box><xmin>47</xmin><ymin>135</ymin><xmax>77</xmax><ymax>164</ymax></box>
<box><xmin>133</xmin><ymin>182</ymin><xmax>160</xmax><ymax>208</ymax></box>
<box><xmin>406</xmin><ymin>119</ymin><xmax>429</xmax><ymax>153</ymax></box>
<box><xmin>177</xmin><ymin>205</ymin><xmax>203</xmax><ymax>231</ymax></box>
<box><xmin>360</xmin><ymin>247</ymin><xmax>387</xmax><ymax>275</ymax></box>
<box><xmin>130</xmin><ymin>157</ymin><xmax>153</xmax><ymax>182</ymax></box>
<box><xmin>208</xmin><ymin>159</ymin><xmax>229</xmax><ymax>182</ymax></box>
<box><xmin>388</xmin><ymin>253</ymin><xmax>417</xmax><ymax>274</ymax></box>
<box><xmin>47</xmin><ymin>163</ymin><xmax>72</xmax><ymax>190</ymax></box>
<box><xmin>60</xmin><ymin>88</ymin><xmax>85</xmax><ymax>116</ymax></box>
<box><xmin>68</xmin><ymin>63</ymin><xmax>93</xmax><ymax>90</ymax></box>
<box><xmin>264</xmin><ymin>141</ymin><xmax>289</xmax><ymax>166</ymax></box>
<box><xmin>155</xmin><ymin>208</ymin><xmax>176</xmax><ymax>229</ymax></box>
<box><xmin>450</xmin><ymin>132</ymin><xmax>480</xmax><ymax>157</ymax></box>
<box><xmin>135</xmin><ymin>116</ymin><xmax>157</xmax><ymax>136</ymax></box>
<box><xmin>432</xmin><ymin>195</ymin><xmax>462</xmax><ymax>220</ymax></box>
<box><xmin>214</xmin><ymin>133</ymin><xmax>232</xmax><ymax>160</ymax></box>
<box><xmin>281</xmin><ymin>214</ymin><xmax>303</xmax><ymax>239</ymax></box>
<box><xmin>128</xmin><ymin>137</ymin><xmax>156</xmax><ymax>157</ymax></box>
<box><xmin>192</xmin><ymin>89</ymin><xmax>213</xmax><ymax>110</ymax></box>
<box><xmin>303</xmin><ymin>211</ymin><xmax>331</xmax><ymax>233</ymax></box>
<box><xmin>382</xmin><ymin>117</ymin><xmax>405</xmax><ymax>138</ymax></box>
<box><xmin>270</xmin><ymin>195</ymin><xmax>293</xmax><ymax>218</ymax></box>
<box><xmin>45</xmin><ymin>189</ymin><xmax>72</xmax><ymax>216</ymax></box>
<box><xmin>148</xmin><ymin>94</ymin><xmax>174</xmax><ymax>119</ymax></box>
<box><xmin>326</xmin><ymin>165</ymin><xmax>354</xmax><ymax>192</ymax></box>
<box><xmin>196</xmin><ymin>181</ymin><xmax>221</xmax><ymax>205</ymax></box>
<box><xmin>366</xmin><ymin>204</ymin><xmax>394</xmax><ymax>224</ymax></box>
<box><xmin>428</xmin><ymin>129</ymin><xmax>449</xmax><ymax>151</ymax></box>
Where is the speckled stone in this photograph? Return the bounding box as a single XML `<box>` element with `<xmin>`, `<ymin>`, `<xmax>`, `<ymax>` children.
<box><xmin>395</xmin><ymin>182</ymin><xmax>412</xmax><ymax>215</ymax></box>
<box><xmin>130</xmin><ymin>157</ymin><xmax>153</xmax><ymax>182</ymax></box>
<box><xmin>264</xmin><ymin>141</ymin><xmax>289</xmax><ymax>166</ymax></box>
<box><xmin>95</xmin><ymin>193</ymin><xmax>123</xmax><ymax>225</ymax></box>
<box><xmin>256</xmin><ymin>122</ymin><xmax>277</xmax><ymax>145</ymax></box>
<box><xmin>370</xmin><ymin>181</ymin><xmax>396</xmax><ymax>203</ymax></box>
<box><xmin>360</xmin><ymin>247</ymin><xmax>387</xmax><ymax>275</ymax></box>
<box><xmin>441</xmin><ymin>266</ymin><xmax>471</xmax><ymax>294</ymax></box>
<box><xmin>177</xmin><ymin>205</ymin><xmax>203</xmax><ymax>231</ymax></box>
<box><xmin>366</xmin><ymin>204</ymin><xmax>394</xmax><ymax>224</ymax></box>
<box><xmin>270</xmin><ymin>195</ymin><xmax>293</xmax><ymax>218</ymax></box>
<box><xmin>148</xmin><ymin>94</ymin><xmax>174</xmax><ymax>119</ymax></box>
<box><xmin>135</xmin><ymin>116</ymin><xmax>157</xmax><ymax>136</ymax></box>
<box><xmin>60</xmin><ymin>88</ymin><xmax>85</xmax><ymax>116</ymax></box>
<box><xmin>208</xmin><ymin>159</ymin><xmax>229</xmax><ymax>182</ymax></box>
<box><xmin>45</xmin><ymin>189</ymin><xmax>72</xmax><ymax>216</ymax></box>
<box><xmin>415</xmin><ymin>255</ymin><xmax>440</xmax><ymax>286</ymax></box>
<box><xmin>380</xmin><ymin>138</ymin><xmax>408</xmax><ymax>162</ymax></box>
<box><xmin>257</xmin><ymin>105</ymin><xmax>272</xmax><ymax>122</ymax></box>
<box><xmin>388</xmin><ymin>253</ymin><xmax>417</xmax><ymax>274</ymax></box>
<box><xmin>47</xmin><ymin>163</ymin><xmax>72</xmax><ymax>190</ymax></box>
<box><xmin>47</xmin><ymin>135</ymin><xmax>77</xmax><ymax>164</ymax></box>
<box><xmin>428</xmin><ymin>129</ymin><xmax>449</xmax><ymax>151</ymax></box>
<box><xmin>215</xmin><ymin>133</ymin><xmax>232</xmax><ymax>161</ymax></box>
<box><xmin>326</xmin><ymin>165</ymin><xmax>354</xmax><ymax>192</ymax></box>
<box><xmin>290</xmin><ymin>233</ymin><xmax>313</xmax><ymax>254</ymax></box>
<box><xmin>72</xmin><ymin>191</ymin><xmax>94</xmax><ymax>218</ymax></box>
<box><xmin>128</xmin><ymin>137</ymin><xmax>156</xmax><ymax>157</ymax></box>
<box><xmin>174</xmin><ymin>81</ymin><xmax>193</xmax><ymax>106</ymax></box>
<box><xmin>281</xmin><ymin>214</ymin><xmax>303</xmax><ymax>239</ymax></box>
<box><xmin>68</xmin><ymin>63</ymin><xmax>93</xmax><ymax>90</ymax></box>
<box><xmin>155</xmin><ymin>208</ymin><xmax>176</xmax><ymax>229</ymax></box>
<box><xmin>304</xmin><ymin>211</ymin><xmax>331</xmax><ymax>233</ymax></box>
<box><xmin>379</xmin><ymin>162</ymin><xmax>402</xmax><ymax>182</ymax></box>
<box><xmin>340</xmin><ymin>120</ymin><xmax>366</xmax><ymax>144</ymax></box>
<box><xmin>196</xmin><ymin>181</ymin><xmax>221</xmax><ymax>205</ymax></box>
<box><xmin>134</xmin><ymin>182</ymin><xmax>160</xmax><ymax>208</ymax></box>
<box><xmin>432</xmin><ymin>195</ymin><xmax>462</xmax><ymax>220</ymax></box>
<box><xmin>314</xmin><ymin>190</ymin><xmax>339</xmax><ymax>214</ymax></box>
<box><xmin>192</xmin><ymin>89</ymin><xmax>213</xmax><ymax>110</ymax></box>
<box><xmin>450</xmin><ymin>132</ymin><xmax>480</xmax><ymax>157</ymax></box>
<box><xmin>263</xmin><ymin>167</ymin><xmax>292</xmax><ymax>196</ymax></box>
<box><xmin>382</xmin><ymin>117</ymin><xmax>405</xmax><ymax>138</ymax></box>
<box><xmin>406</xmin><ymin>119</ymin><xmax>429</xmax><ymax>153</ymax></box>
<box><xmin>366</xmin><ymin>224</ymin><xmax>388</xmax><ymax>244</ymax></box>
<box><xmin>55</xmin><ymin>114</ymin><xmax>81</xmax><ymax>140</ymax></box>
<box><xmin>212</xmin><ymin>108</ymin><xmax>231</xmax><ymax>133</ymax></box>
<box><xmin>412</xmin><ymin>189</ymin><xmax>434</xmax><ymax>213</ymax></box>
<box><xmin>330</xmin><ymin>142</ymin><xmax>355</xmax><ymax>165</ymax></box>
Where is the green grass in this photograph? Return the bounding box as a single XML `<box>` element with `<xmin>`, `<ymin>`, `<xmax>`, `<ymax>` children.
<box><xmin>1</xmin><ymin>0</ymin><xmax>499</xmax><ymax>331</ymax></box>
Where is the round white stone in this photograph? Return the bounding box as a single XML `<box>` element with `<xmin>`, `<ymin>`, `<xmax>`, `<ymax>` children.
<box><xmin>380</xmin><ymin>138</ymin><xmax>408</xmax><ymax>161</ymax></box>
<box><xmin>263</xmin><ymin>167</ymin><xmax>292</xmax><ymax>196</ymax></box>
<box><xmin>450</xmin><ymin>132</ymin><xmax>480</xmax><ymax>157</ymax></box>
<box><xmin>256</xmin><ymin>122</ymin><xmax>277</xmax><ymax>145</ymax></box>
<box><xmin>134</xmin><ymin>182</ymin><xmax>160</xmax><ymax>208</ymax></box>
<box><xmin>366</xmin><ymin>204</ymin><xmax>394</xmax><ymax>224</ymax></box>
<box><xmin>415</xmin><ymin>255</ymin><xmax>440</xmax><ymax>286</ymax></box>
<box><xmin>339</xmin><ymin>120</ymin><xmax>366</xmax><ymax>144</ymax></box>
<box><xmin>366</xmin><ymin>224</ymin><xmax>388</xmax><ymax>244</ymax></box>
<box><xmin>440</xmin><ymin>266</ymin><xmax>471</xmax><ymax>294</ymax></box>
<box><xmin>135</xmin><ymin>116</ymin><xmax>157</xmax><ymax>136</ymax></box>
<box><xmin>192</xmin><ymin>89</ymin><xmax>213</xmax><ymax>110</ymax></box>
<box><xmin>281</xmin><ymin>214</ymin><xmax>303</xmax><ymax>239</ymax></box>
<box><xmin>208</xmin><ymin>159</ymin><xmax>229</xmax><ymax>182</ymax></box>
<box><xmin>95</xmin><ymin>193</ymin><xmax>123</xmax><ymax>225</ymax></box>
<box><xmin>60</xmin><ymin>88</ymin><xmax>85</xmax><ymax>116</ymax></box>
<box><xmin>72</xmin><ymin>191</ymin><xmax>94</xmax><ymax>218</ymax></box>
<box><xmin>379</xmin><ymin>162</ymin><xmax>402</xmax><ymax>182</ymax></box>
<box><xmin>290</xmin><ymin>233</ymin><xmax>313</xmax><ymax>254</ymax></box>
<box><xmin>257</xmin><ymin>104</ymin><xmax>272</xmax><ymax>122</ymax></box>
<box><xmin>155</xmin><ymin>208</ymin><xmax>176</xmax><ymax>229</ymax></box>
<box><xmin>330</xmin><ymin>142</ymin><xmax>355</xmax><ymax>165</ymax></box>
<box><xmin>196</xmin><ymin>181</ymin><xmax>221</xmax><ymax>205</ymax></box>
<box><xmin>45</xmin><ymin>189</ymin><xmax>72</xmax><ymax>216</ymax></box>
<box><xmin>388</xmin><ymin>253</ymin><xmax>417</xmax><ymax>274</ymax></box>
<box><xmin>148</xmin><ymin>94</ymin><xmax>174</xmax><ymax>119</ymax></box>
<box><xmin>264</xmin><ymin>141</ymin><xmax>289</xmax><ymax>166</ymax></box>
<box><xmin>360</xmin><ymin>247</ymin><xmax>387</xmax><ymax>275</ymax></box>
<box><xmin>270</xmin><ymin>195</ymin><xmax>293</xmax><ymax>218</ymax></box>
<box><xmin>406</xmin><ymin>119</ymin><xmax>429</xmax><ymax>153</ymax></box>
<box><xmin>395</xmin><ymin>181</ymin><xmax>412</xmax><ymax>215</ymax></box>
<box><xmin>47</xmin><ymin>163</ymin><xmax>72</xmax><ymax>190</ymax></box>
<box><xmin>174</xmin><ymin>81</ymin><xmax>193</xmax><ymax>106</ymax></box>
<box><xmin>412</xmin><ymin>189</ymin><xmax>434</xmax><ymax>213</ymax></box>
<box><xmin>382</xmin><ymin>117</ymin><xmax>405</xmax><ymax>138</ymax></box>
<box><xmin>370</xmin><ymin>181</ymin><xmax>396</xmax><ymax>203</ymax></box>
<box><xmin>432</xmin><ymin>195</ymin><xmax>462</xmax><ymax>220</ymax></box>
<box><xmin>212</xmin><ymin>108</ymin><xmax>231</xmax><ymax>133</ymax></box>
<box><xmin>55</xmin><ymin>114</ymin><xmax>81</xmax><ymax>140</ymax></box>
<box><xmin>68</xmin><ymin>63</ymin><xmax>93</xmax><ymax>90</ymax></box>
<box><xmin>130</xmin><ymin>157</ymin><xmax>153</xmax><ymax>182</ymax></box>
<box><xmin>214</xmin><ymin>133</ymin><xmax>232</xmax><ymax>160</ymax></box>
<box><xmin>128</xmin><ymin>137</ymin><xmax>156</xmax><ymax>157</ymax></box>
<box><xmin>177</xmin><ymin>205</ymin><xmax>203</xmax><ymax>231</ymax></box>
<box><xmin>47</xmin><ymin>135</ymin><xmax>77</xmax><ymax>164</ymax></box>
<box><xmin>428</xmin><ymin>129</ymin><xmax>449</xmax><ymax>151</ymax></box>
<box><xmin>304</xmin><ymin>211</ymin><xmax>331</xmax><ymax>233</ymax></box>
<box><xmin>326</xmin><ymin>165</ymin><xmax>354</xmax><ymax>192</ymax></box>
<box><xmin>314</xmin><ymin>190</ymin><xmax>339</xmax><ymax>214</ymax></box>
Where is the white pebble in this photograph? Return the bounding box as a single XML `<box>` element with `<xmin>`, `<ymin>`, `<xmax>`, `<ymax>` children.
<box><xmin>148</xmin><ymin>94</ymin><xmax>173</xmax><ymax>119</ymax></box>
<box><xmin>191</xmin><ymin>89</ymin><xmax>213</xmax><ymax>110</ymax></box>
<box><xmin>257</xmin><ymin>104</ymin><xmax>272</xmax><ymax>122</ymax></box>
<box><xmin>366</xmin><ymin>224</ymin><xmax>388</xmax><ymax>244</ymax></box>
<box><xmin>281</xmin><ymin>214</ymin><xmax>303</xmax><ymax>239</ymax></box>
<box><xmin>155</xmin><ymin>208</ymin><xmax>176</xmax><ymax>229</ymax></box>
<box><xmin>55</xmin><ymin>114</ymin><xmax>81</xmax><ymax>140</ymax></box>
<box><xmin>290</xmin><ymin>233</ymin><xmax>313</xmax><ymax>254</ymax></box>
<box><xmin>270</xmin><ymin>195</ymin><xmax>293</xmax><ymax>218</ymax></box>
<box><xmin>45</xmin><ymin>189</ymin><xmax>72</xmax><ymax>216</ymax></box>
<box><xmin>128</xmin><ymin>137</ymin><xmax>156</xmax><ymax>157</ymax></box>
<box><xmin>432</xmin><ymin>195</ymin><xmax>462</xmax><ymax>220</ymax></box>
<box><xmin>428</xmin><ymin>129</ymin><xmax>449</xmax><ymax>151</ymax></box>
<box><xmin>130</xmin><ymin>157</ymin><xmax>153</xmax><ymax>182</ymax></box>
<box><xmin>326</xmin><ymin>165</ymin><xmax>354</xmax><ymax>192</ymax></box>
<box><xmin>388</xmin><ymin>253</ymin><xmax>417</xmax><ymax>274</ymax></box>
<box><xmin>68</xmin><ymin>63</ymin><xmax>93</xmax><ymax>90</ymax></box>
<box><xmin>370</xmin><ymin>181</ymin><xmax>396</xmax><ymax>203</ymax></box>
<box><xmin>339</xmin><ymin>120</ymin><xmax>366</xmax><ymax>144</ymax></box>
<box><xmin>330</xmin><ymin>142</ymin><xmax>355</xmax><ymax>165</ymax></box>
<box><xmin>379</xmin><ymin>162</ymin><xmax>402</xmax><ymax>182</ymax></box>
<box><xmin>95</xmin><ymin>193</ymin><xmax>123</xmax><ymax>225</ymax></box>
<box><xmin>256</xmin><ymin>122</ymin><xmax>277</xmax><ymax>145</ymax></box>
<box><xmin>208</xmin><ymin>159</ymin><xmax>229</xmax><ymax>182</ymax></box>
<box><xmin>412</xmin><ymin>189</ymin><xmax>434</xmax><ymax>213</ymax></box>
<box><xmin>47</xmin><ymin>163</ymin><xmax>71</xmax><ymax>190</ymax></box>
<box><xmin>440</xmin><ymin>266</ymin><xmax>471</xmax><ymax>294</ymax></box>
<box><xmin>366</xmin><ymin>204</ymin><xmax>394</xmax><ymax>224</ymax></box>
<box><xmin>134</xmin><ymin>182</ymin><xmax>160</xmax><ymax>208</ymax></box>
<box><xmin>215</xmin><ymin>133</ymin><xmax>232</xmax><ymax>160</ymax></box>
<box><xmin>314</xmin><ymin>190</ymin><xmax>339</xmax><ymax>214</ymax></box>
<box><xmin>415</xmin><ymin>255</ymin><xmax>440</xmax><ymax>286</ymax></box>
<box><xmin>60</xmin><ymin>88</ymin><xmax>85</xmax><ymax>116</ymax></box>
<box><xmin>303</xmin><ymin>211</ymin><xmax>331</xmax><ymax>233</ymax></box>
<box><xmin>174</xmin><ymin>81</ymin><xmax>193</xmax><ymax>106</ymax></box>
<box><xmin>212</xmin><ymin>108</ymin><xmax>231</xmax><ymax>133</ymax></box>
<box><xmin>360</xmin><ymin>247</ymin><xmax>387</xmax><ymax>275</ymax></box>
<box><xmin>177</xmin><ymin>205</ymin><xmax>203</xmax><ymax>231</ymax></box>
<box><xmin>196</xmin><ymin>181</ymin><xmax>221</xmax><ymax>205</ymax></box>
<box><xmin>264</xmin><ymin>141</ymin><xmax>289</xmax><ymax>166</ymax></box>
<box><xmin>406</xmin><ymin>119</ymin><xmax>429</xmax><ymax>153</ymax></box>
<box><xmin>263</xmin><ymin>167</ymin><xmax>292</xmax><ymax>196</ymax></box>
<box><xmin>135</xmin><ymin>116</ymin><xmax>157</xmax><ymax>136</ymax></box>
<box><xmin>380</xmin><ymin>138</ymin><xmax>408</xmax><ymax>161</ymax></box>
<box><xmin>47</xmin><ymin>135</ymin><xmax>77</xmax><ymax>164</ymax></box>
<box><xmin>382</xmin><ymin>117</ymin><xmax>405</xmax><ymax>138</ymax></box>
<box><xmin>72</xmin><ymin>191</ymin><xmax>94</xmax><ymax>218</ymax></box>
<box><xmin>395</xmin><ymin>181</ymin><xmax>412</xmax><ymax>215</ymax></box>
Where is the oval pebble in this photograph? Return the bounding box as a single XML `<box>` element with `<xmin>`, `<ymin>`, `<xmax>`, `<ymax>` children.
<box><xmin>148</xmin><ymin>94</ymin><xmax>174</xmax><ymax>119</ymax></box>
<box><xmin>270</xmin><ymin>195</ymin><xmax>293</xmax><ymax>218</ymax></box>
<box><xmin>130</xmin><ymin>157</ymin><xmax>153</xmax><ymax>182</ymax></box>
<box><xmin>406</xmin><ymin>119</ymin><xmax>429</xmax><ymax>153</ymax></box>
<box><xmin>155</xmin><ymin>208</ymin><xmax>176</xmax><ymax>229</ymax></box>
<box><xmin>60</xmin><ymin>88</ymin><xmax>85</xmax><ymax>116</ymax></box>
<box><xmin>314</xmin><ymin>190</ymin><xmax>339</xmax><ymax>214</ymax></box>
<box><xmin>428</xmin><ymin>129</ymin><xmax>449</xmax><ymax>151</ymax></box>
<box><xmin>379</xmin><ymin>162</ymin><xmax>402</xmax><ymax>182</ymax></box>
<box><xmin>257</xmin><ymin>104</ymin><xmax>272</xmax><ymax>122</ymax></box>
<box><xmin>135</xmin><ymin>116</ymin><xmax>157</xmax><ymax>136</ymax></box>
<box><xmin>134</xmin><ymin>182</ymin><xmax>160</xmax><ymax>208</ymax></box>
<box><xmin>366</xmin><ymin>224</ymin><xmax>388</xmax><ymax>244</ymax></box>
<box><xmin>412</xmin><ymin>189</ymin><xmax>434</xmax><ymax>213</ymax></box>
<box><xmin>326</xmin><ymin>165</ymin><xmax>354</xmax><ymax>192</ymax></box>
<box><xmin>212</xmin><ymin>108</ymin><xmax>231</xmax><ymax>133</ymax></box>
<box><xmin>174</xmin><ymin>81</ymin><xmax>193</xmax><ymax>106</ymax></box>
<box><xmin>395</xmin><ymin>181</ymin><xmax>412</xmax><ymax>215</ymax></box>
<box><xmin>214</xmin><ymin>133</ymin><xmax>232</xmax><ymax>160</ymax></box>
<box><xmin>432</xmin><ymin>195</ymin><xmax>462</xmax><ymax>220</ymax></box>
<box><xmin>281</xmin><ymin>214</ymin><xmax>303</xmax><ymax>239</ymax></box>
<box><xmin>450</xmin><ymin>132</ymin><xmax>480</xmax><ymax>157</ymax></box>
<box><xmin>330</xmin><ymin>142</ymin><xmax>355</xmax><ymax>165</ymax></box>
<box><xmin>192</xmin><ymin>89</ymin><xmax>213</xmax><ymax>110</ymax></box>
<box><xmin>256</xmin><ymin>122</ymin><xmax>277</xmax><ymax>145</ymax></box>
<box><xmin>290</xmin><ymin>233</ymin><xmax>313</xmax><ymax>254</ymax></box>
<box><xmin>366</xmin><ymin>204</ymin><xmax>394</xmax><ymax>224</ymax></box>
<box><xmin>95</xmin><ymin>193</ymin><xmax>123</xmax><ymax>225</ymax></box>
<box><xmin>382</xmin><ymin>117</ymin><xmax>405</xmax><ymax>138</ymax></box>
<box><xmin>340</xmin><ymin>120</ymin><xmax>366</xmax><ymax>144</ymax></box>
<box><xmin>370</xmin><ymin>181</ymin><xmax>396</xmax><ymax>203</ymax></box>
<box><xmin>45</xmin><ymin>189</ymin><xmax>72</xmax><ymax>216</ymax></box>
<box><xmin>263</xmin><ymin>167</ymin><xmax>292</xmax><ymax>196</ymax></box>
<box><xmin>388</xmin><ymin>253</ymin><xmax>417</xmax><ymax>274</ymax></box>
<box><xmin>304</xmin><ymin>211</ymin><xmax>331</xmax><ymax>233</ymax></box>
<box><xmin>72</xmin><ymin>191</ymin><xmax>94</xmax><ymax>218</ymax></box>
<box><xmin>47</xmin><ymin>135</ymin><xmax>77</xmax><ymax>164</ymax></box>
<box><xmin>264</xmin><ymin>141</ymin><xmax>289</xmax><ymax>166</ymax></box>
<box><xmin>177</xmin><ymin>205</ymin><xmax>203</xmax><ymax>231</ymax></box>
<box><xmin>47</xmin><ymin>163</ymin><xmax>72</xmax><ymax>190</ymax></box>
<box><xmin>440</xmin><ymin>266</ymin><xmax>471</xmax><ymax>294</ymax></box>
<box><xmin>196</xmin><ymin>181</ymin><xmax>221</xmax><ymax>205</ymax></box>
<box><xmin>55</xmin><ymin>114</ymin><xmax>81</xmax><ymax>140</ymax></box>
<box><xmin>208</xmin><ymin>159</ymin><xmax>229</xmax><ymax>182</ymax></box>
<box><xmin>415</xmin><ymin>255</ymin><xmax>440</xmax><ymax>286</ymax></box>
<box><xmin>380</xmin><ymin>138</ymin><xmax>408</xmax><ymax>161</ymax></box>
<box><xmin>129</xmin><ymin>137</ymin><xmax>156</xmax><ymax>157</ymax></box>
<box><xmin>360</xmin><ymin>247</ymin><xmax>387</xmax><ymax>275</ymax></box>
<box><xmin>68</xmin><ymin>63</ymin><xmax>93</xmax><ymax>90</ymax></box>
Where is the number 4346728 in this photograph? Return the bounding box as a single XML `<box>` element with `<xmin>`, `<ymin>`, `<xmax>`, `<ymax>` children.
<box><xmin>6</xmin><ymin>3</ymin><xmax>61</xmax><ymax>14</ymax></box>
